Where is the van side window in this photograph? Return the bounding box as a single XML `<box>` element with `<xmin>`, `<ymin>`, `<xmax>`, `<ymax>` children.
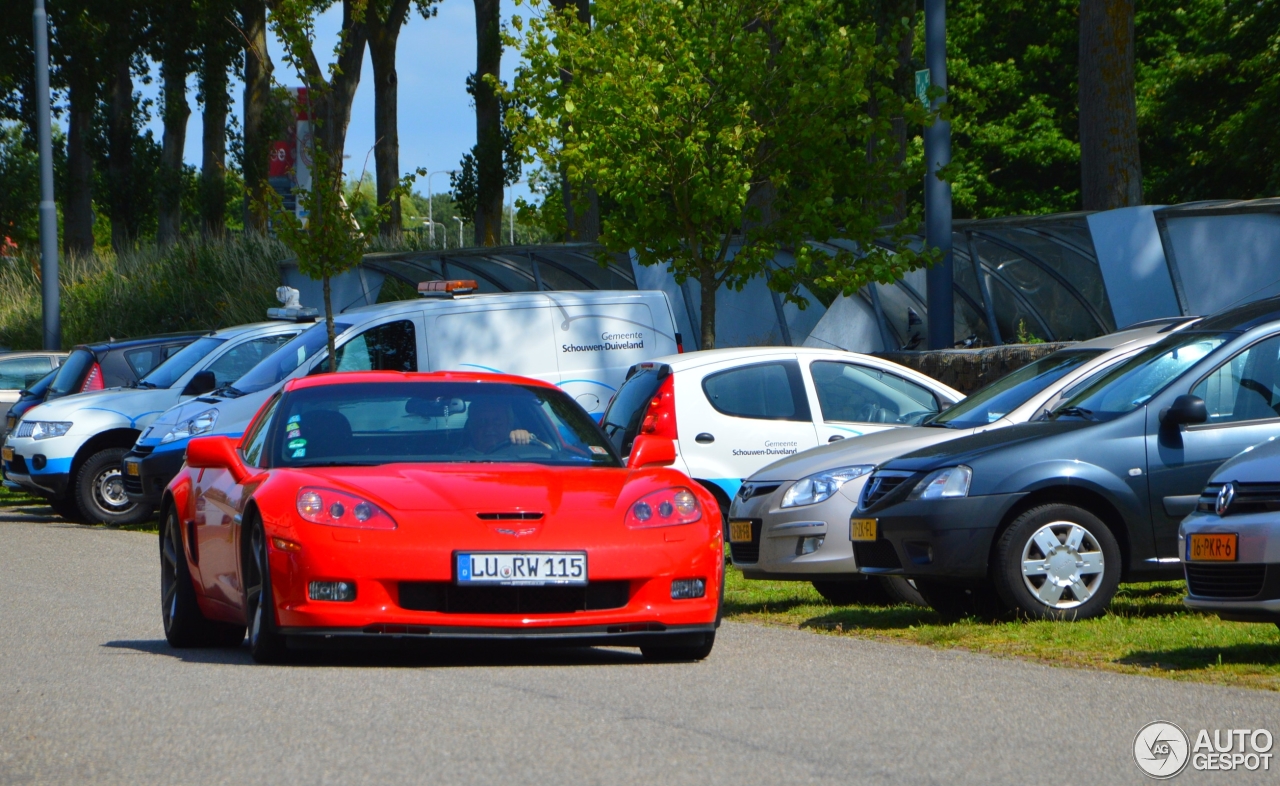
<box><xmin>702</xmin><ymin>361</ymin><xmax>811</xmax><ymax>421</ymax></box>
<box><xmin>810</xmin><ymin>361</ymin><xmax>939</xmax><ymax>424</ymax></box>
<box><xmin>333</xmin><ymin>320</ymin><xmax>418</xmax><ymax>373</ymax></box>
<box><xmin>1192</xmin><ymin>334</ymin><xmax>1280</xmax><ymax>424</ymax></box>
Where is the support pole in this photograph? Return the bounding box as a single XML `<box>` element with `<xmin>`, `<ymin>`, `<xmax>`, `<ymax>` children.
<box><xmin>34</xmin><ymin>0</ymin><xmax>59</xmax><ymax>349</ymax></box>
<box><xmin>924</xmin><ymin>0</ymin><xmax>952</xmax><ymax>350</ymax></box>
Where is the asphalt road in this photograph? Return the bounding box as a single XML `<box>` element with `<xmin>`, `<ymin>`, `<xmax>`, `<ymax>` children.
<box><xmin>1</xmin><ymin>506</ymin><xmax>1278</xmax><ymax>786</ymax></box>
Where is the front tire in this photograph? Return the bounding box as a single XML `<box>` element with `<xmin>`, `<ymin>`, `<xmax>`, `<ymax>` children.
<box><xmin>161</xmin><ymin>507</ymin><xmax>245</xmax><ymax>648</ymax></box>
<box><xmin>813</xmin><ymin>578</ymin><xmax>890</xmax><ymax>606</ymax></box>
<box><xmin>243</xmin><ymin>511</ymin><xmax>290</xmax><ymax>664</ymax></box>
<box><xmin>641</xmin><ymin>632</ymin><xmax>715</xmax><ymax>662</ymax></box>
<box><xmin>878</xmin><ymin>576</ymin><xmax>927</xmax><ymax>607</ymax></box>
<box><xmin>991</xmin><ymin>504</ymin><xmax>1121</xmax><ymax>621</ymax></box>
<box><xmin>75</xmin><ymin>447</ymin><xmax>151</xmax><ymax>525</ymax></box>
<box><xmin>47</xmin><ymin>494</ymin><xmax>84</xmax><ymax>522</ymax></box>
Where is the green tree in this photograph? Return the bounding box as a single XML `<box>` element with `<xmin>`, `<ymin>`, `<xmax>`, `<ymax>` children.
<box><xmin>509</xmin><ymin>0</ymin><xmax>932</xmax><ymax>348</ymax></box>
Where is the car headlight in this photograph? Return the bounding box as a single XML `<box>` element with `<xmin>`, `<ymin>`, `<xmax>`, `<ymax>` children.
<box><xmin>781</xmin><ymin>465</ymin><xmax>875</xmax><ymax>508</ymax></box>
<box><xmin>907</xmin><ymin>466</ymin><xmax>972</xmax><ymax>500</ymax></box>
<box><xmin>160</xmin><ymin>409</ymin><xmax>219</xmax><ymax>444</ymax></box>
<box><xmin>30</xmin><ymin>421</ymin><xmax>73</xmax><ymax>440</ymax></box>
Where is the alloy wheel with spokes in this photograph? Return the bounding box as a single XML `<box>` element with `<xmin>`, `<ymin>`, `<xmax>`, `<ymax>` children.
<box><xmin>160</xmin><ymin>506</ymin><xmax>245</xmax><ymax>648</ymax></box>
<box><xmin>243</xmin><ymin>511</ymin><xmax>289</xmax><ymax>663</ymax></box>
<box><xmin>993</xmin><ymin>504</ymin><xmax>1121</xmax><ymax>621</ymax></box>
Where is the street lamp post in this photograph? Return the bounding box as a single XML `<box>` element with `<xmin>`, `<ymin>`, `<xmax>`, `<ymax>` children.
<box><xmin>924</xmin><ymin>0</ymin><xmax>953</xmax><ymax>350</ymax></box>
<box><xmin>33</xmin><ymin>0</ymin><xmax>58</xmax><ymax>350</ymax></box>
<box><xmin>426</xmin><ymin>170</ymin><xmax>457</xmax><ymax>248</ymax></box>
<box><xmin>452</xmin><ymin>216</ymin><xmax>464</xmax><ymax>248</ymax></box>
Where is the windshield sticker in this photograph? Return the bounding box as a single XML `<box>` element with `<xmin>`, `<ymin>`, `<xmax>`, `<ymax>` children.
<box><xmin>288</xmin><ymin>438</ymin><xmax>306</xmax><ymax>449</ymax></box>
<box><xmin>287</xmin><ymin>415</ymin><xmax>301</xmax><ymax>425</ymax></box>
<box><xmin>589</xmin><ymin>445</ymin><xmax>608</xmax><ymax>455</ymax></box>
<box><xmin>287</xmin><ymin>428</ymin><xmax>301</xmax><ymax>439</ymax></box>
<box><xmin>292</xmin><ymin>448</ymin><xmax>306</xmax><ymax>458</ymax></box>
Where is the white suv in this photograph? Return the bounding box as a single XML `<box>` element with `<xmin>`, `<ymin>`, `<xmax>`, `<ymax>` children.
<box><xmin>599</xmin><ymin>347</ymin><xmax>963</xmax><ymax>518</ymax></box>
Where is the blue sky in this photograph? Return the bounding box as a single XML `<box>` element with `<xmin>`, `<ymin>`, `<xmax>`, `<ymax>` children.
<box><xmin>131</xmin><ymin>0</ymin><xmax>536</xmax><ymax>204</ymax></box>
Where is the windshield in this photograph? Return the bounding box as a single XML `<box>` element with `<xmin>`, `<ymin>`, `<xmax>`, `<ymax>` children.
<box><xmin>139</xmin><ymin>337</ymin><xmax>224</xmax><ymax>389</ymax></box>
<box><xmin>272</xmin><ymin>381</ymin><xmax>621</xmax><ymax>468</ymax></box>
<box><xmin>1052</xmin><ymin>331</ymin><xmax>1231</xmax><ymax>421</ymax></box>
<box><xmin>929</xmin><ymin>350</ymin><xmax>1103</xmax><ymax>428</ymax></box>
<box><xmin>230</xmin><ymin>322</ymin><xmax>351</xmax><ymax>395</ymax></box>
<box><xmin>48</xmin><ymin>349</ymin><xmax>94</xmax><ymax>397</ymax></box>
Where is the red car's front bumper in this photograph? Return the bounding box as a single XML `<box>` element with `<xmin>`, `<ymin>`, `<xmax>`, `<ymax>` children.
<box><xmin>265</xmin><ymin>520</ymin><xmax>723</xmax><ymax>645</ymax></box>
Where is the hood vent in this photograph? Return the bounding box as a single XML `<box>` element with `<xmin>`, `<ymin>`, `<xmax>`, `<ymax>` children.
<box><xmin>476</xmin><ymin>512</ymin><xmax>545</xmax><ymax>521</ymax></box>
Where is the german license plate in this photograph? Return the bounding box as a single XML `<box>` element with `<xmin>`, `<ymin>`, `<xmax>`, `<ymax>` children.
<box><xmin>850</xmin><ymin>517</ymin><xmax>877</xmax><ymax>542</ymax></box>
<box><xmin>729</xmin><ymin>519</ymin><xmax>754</xmax><ymax>543</ymax></box>
<box><xmin>1</xmin><ymin>447</ymin><xmax>12</xmax><ymax>462</ymax></box>
<box><xmin>125</xmin><ymin>460</ymin><xmax>140</xmax><ymax>476</ymax></box>
<box><xmin>1188</xmin><ymin>533</ymin><xmax>1237</xmax><ymax>562</ymax></box>
<box><xmin>456</xmin><ymin>552</ymin><xmax>587</xmax><ymax>585</ymax></box>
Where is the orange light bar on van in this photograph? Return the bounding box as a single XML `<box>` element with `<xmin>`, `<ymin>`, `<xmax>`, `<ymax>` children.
<box><xmin>418</xmin><ymin>279</ymin><xmax>478</xmax><ymax>295</ymax></box>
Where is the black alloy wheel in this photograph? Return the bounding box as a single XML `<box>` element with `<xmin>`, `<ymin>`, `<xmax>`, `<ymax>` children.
<box><xmin>75</xmin><ymin>447</ymin><xmax>151</xmax><ymax>525</ymax></box>
<box><xmin>161</xmin><ymin>507</ymin><xmax>245</xmax><ymax>647</ymax></box>
<box><xmin>991</xmin><ymin>504</ymin><xmax>1122</xmax><ymax>622</ymax></box>
<box><xmin>640</xmin><ymin>631</ymin><xmax>716</xmax><ymax>662</ymax></box>
<box><xmin>243</xmin><ymin>511</ymin><xmax>290</xmax><ymax>664</ymax></box>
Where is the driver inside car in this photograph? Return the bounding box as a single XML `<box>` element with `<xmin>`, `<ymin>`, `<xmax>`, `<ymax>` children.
<box><xmin>462</xmin><ymin>398</ymin><xmax>544</xmax><ymax>453</ymax></box>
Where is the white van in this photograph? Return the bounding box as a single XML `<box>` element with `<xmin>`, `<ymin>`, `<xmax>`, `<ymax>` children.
<box><xmin>123</xmin><ymin>285</ymin><xmax>681</xmax><ymax>506</ymax></box>
<box><xmin>599</xmin><ymin>347</ymin><xmax>963</xmax><ymax>517</ymax></box>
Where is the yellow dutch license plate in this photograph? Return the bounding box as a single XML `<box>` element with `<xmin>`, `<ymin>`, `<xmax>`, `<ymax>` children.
<box><xmin>729</xmin><ymin>519</ymin><xmax>754</xmax><ymax>543</ymax></box>
<box><xmin>1189</xmin><ymin>533</ymin><xmax>1237</xmax><ymax>561</ymax></box>
<box><xmin>1</xmin><ymin>446</ymin><xmax>12</xmax><ymax>462</ymax></box>
<box><xmin>850</xmin><ymin>517</ymin><xmax>877</xmax><ymax>542</ymax></box>
<box><xmin>126</xmin><ymin>461</ymin><xmax>140</xmax><ymax>476</ymax></box>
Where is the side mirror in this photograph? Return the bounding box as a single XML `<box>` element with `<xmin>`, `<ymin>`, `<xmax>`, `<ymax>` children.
<box><xmin>628</xmin><ymin>435</ymin><xmax>677</xmax><ymax>469</ymax></box>
<box><xmin>182</xmin><ymin>370</ymin><xmax>217</xmax><ymax>397</ymax></box>
<box><xmin>185</xmin><ymin>435</ymin><xmax>252</xmax><ymax>484</ymax></box>
<box><xmin>1160</xmin><ymin>394</ymin><xmax>1207</xmax><ymax>427</ymax></box>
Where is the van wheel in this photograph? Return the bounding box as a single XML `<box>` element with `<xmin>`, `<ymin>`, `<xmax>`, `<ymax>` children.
<box><xmin>75</xmin><ymin>447</ymin><xmax>151</xmax><ymax>525</ymax></box>
<box><xmin>991</xmin><ymin>504</ymin><xmax>1121</xmax><ymax>621</ymax></box>
<box><xmin>915</xmin><ymin>578</ymin><xmax>1008</xmax><ymax>622</ymax></box>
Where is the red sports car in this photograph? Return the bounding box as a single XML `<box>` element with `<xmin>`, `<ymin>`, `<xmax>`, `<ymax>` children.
<box><xmin>159</xmin><ymin>371</ymin><xmax>722</xmax><ymax>663</ymax></box>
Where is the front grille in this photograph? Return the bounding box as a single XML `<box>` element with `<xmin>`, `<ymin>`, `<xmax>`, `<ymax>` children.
<box><xmin>131</xmin><ymin>445</ymin><xmax>155</xmax><ymax>457</ymax></box>
<box><xmin>14</xmin><ymin>421</ymin><xmax>34</xmax><ymax>438</ymax></box>
<box><xmin>854</xmin><ymin>539</ymin><xmax>902</xmax><ymax>569</ymax></box>
<box><xmin>122</xmin><ymin>474</ymin><xmax>143</xmax><ymax>494</ymax></box>
<box><xmin>1198</xmin><ymin>482</ymin><xmax>1280</xmax><ymax>516</ymax></box>
<box><xmin>7</xmin><ymin>454</ymin><xmax>28</xmax><ymax>474</ymax></box>
<box><xmin>859</xmin><ymin>470</ymin><xmax>916</xmax><ymax>509</ymax></box>
<box><xmin>398</xmin><ymin>581</ymin><xmax>631</xmax><ymax>614</ymax></box>
<box><xmin>476</xmin><ymin>512</ymin><xmax>544</xmax><ymax>520</ymax></box>
<box><xmin>1185</xmin><ymin>563</ymin><xmax>1267</xmax><ymax>598</ymax></box>
<box><xmin>737</xmin><ymin>483</ymin><xmax>780</xmax><ymax>501</ymax></box>
<box><xmin>728</xmin><ymin>518</ymin><xmax>762</xmax><ymax>564</ymax></box>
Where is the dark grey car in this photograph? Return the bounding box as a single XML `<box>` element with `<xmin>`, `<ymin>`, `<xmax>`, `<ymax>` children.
<box><xmin>858</xmin><ymin>296</ymin><xmax>1280</xmax><ymax>621</ymax></box>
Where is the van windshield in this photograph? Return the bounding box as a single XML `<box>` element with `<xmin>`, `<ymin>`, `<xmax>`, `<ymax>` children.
<box><xmin>227</xmin><ymin>322</ymin><xmax>352</xmax><ymax>396</ymax></box>
<box><xmin>600</xmin><ymin>365</ymin><xmax>666</xmax><ymax>455</ymax></box>
<box><xmin>927</xmin><ymin>349</ymin><xmax>1103</xmax><ymax>428</ymax></box>
<box><xmin>1052</xmin><ymin>331</ymin><xmax>1230</xmax><ymax>421</ymax></box>
<box><xmin>273</xmin><ymin>381</ymin><xmax>620</xmax><ymax>468</ymax></box>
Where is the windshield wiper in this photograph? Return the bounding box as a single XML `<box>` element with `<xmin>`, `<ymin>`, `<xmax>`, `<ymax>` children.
<box><xmin>135</xmin><ymin>380</ymin><xmax>158</xmax><ymax>389</ymax></box>
<box><xmin>1052</xmin><ymin>406</ymin><xmax>1096</xmax><ymax>421</ymax></box>
<box><xmin>213</xmin><ymin>385</ymin><xmax>244</xmax><ymax>398</ymax></box>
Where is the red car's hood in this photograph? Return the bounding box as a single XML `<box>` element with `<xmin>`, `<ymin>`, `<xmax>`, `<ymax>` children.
<box><xmin>283</xmin><ymin>463</ymin><xmax>638</xmax><ymax>516</ymax></box>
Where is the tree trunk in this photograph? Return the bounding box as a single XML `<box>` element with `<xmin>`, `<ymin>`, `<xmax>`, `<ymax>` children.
<box><xmin>472</xmin><ymin>0</ymin><xmax>503</xmax><ymax>246</ymax></box>
<box><xmin>699</xmin><ymin>266</ymin><xmax>717</xmax><ymax>350</ymax></box>
<box><xmin>64</xmin><ymin>76</ymin><xmax>95</xmax><ymax>256</ymax></box>
<box><xmin>1079</xmin><ymin>0</ymin><xmax>1142</xmax><ymax>210</ymax></box>
<box><xmin>107</xmin><ymin>59</ymin><xmax>135</xmax><ymax>253</ymax></box>
<box><xmin>200</xmin><ymin>41</ymin><xmax>232</xmax><ymax>236</ymax></box>
<box><xmin>242</xmin><ymin>0</ymin><xmax>272</xmax><ymax>232</ymax></box>
<box><xmin>324</xmin><ymin>273</ymin><xmax>337</xmax><ymax>373</ymax></box>
<box><xmin>551</xmin><ymin>0</ymin><xmax>599</xmax><ymax>241</ymax></box>
<box><xmin>311</xmin><ymin>0</ymin><xmax>368</xmax><ymax>158</ymax></box>
<box><xmin>368</xmin><ymin>5</ymin><xmax>406</xmax><ymax>239</ymax></box>
<box><xmin>158</xmin><ymin>52</ymin><xmax>190</xmax><ymax>246</ymax></box>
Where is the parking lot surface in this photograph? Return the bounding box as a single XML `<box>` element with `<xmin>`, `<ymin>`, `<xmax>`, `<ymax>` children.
<box><xmin>1</xmin><ymin>508</ymin><xmax>1277</xmax><ymax>785</ymax></box>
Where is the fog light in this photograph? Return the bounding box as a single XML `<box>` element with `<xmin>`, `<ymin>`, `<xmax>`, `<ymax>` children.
<box><xmin>798</xmin><ymin>536</ymin><xmax>825</xmax><ymax>555</ymax></box>
<box><xmin>31</xmin><ymin>454</ymin><xmax>46</xmax><ymax>470</ymax></box>
<box><xmin>309</xmin><ymin>580</ymin><xmax>356</xmax><ymax>602</ymax></box>
<box><xmin>670</xmin><ymin>578</ymin><xmax>706</xmax><ymax>599</ymax></box>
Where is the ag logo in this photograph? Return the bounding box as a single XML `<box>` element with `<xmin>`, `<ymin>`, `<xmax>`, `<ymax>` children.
<box><xmin>1215</xmin><ymin>481</ymin><xmax>1235</xmax><ymax>517</ymax></box>
<box><xmin>1134</xmin><ymin>721</ymin><xmax>1190</xmax><ymax>779</ymax></box>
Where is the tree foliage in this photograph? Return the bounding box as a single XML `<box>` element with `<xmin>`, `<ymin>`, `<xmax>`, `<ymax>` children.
<box><xmin>508</xmin><ymin>0</ymin><xmax>934</xmax><ymax>347</ymax></box>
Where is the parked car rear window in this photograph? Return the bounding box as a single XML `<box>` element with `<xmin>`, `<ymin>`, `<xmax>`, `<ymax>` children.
<box><xmin>1055</xmin><ymin>332</ymin><xmax>1230</xmax><ymax>421</ymax></box>
<box><xmin>810</xmin><ymin>362</ymin><xmax>941</xmax><ymax>425</ymax></box>
<box><xmin>600</xmin><ymin>365</ymin><xmax>667</xmax><ymax>455</ymax></box>
<box><xmin>272</xmin><ymin>381</ymin><xmax>619</xmax><ymax>468</ymax></box>
<box><xmin>139</xmin><ymin>337</ymin><xmax>225</xmax><ymax>389</ymax></box>
<box><xmin>702</xmin><ymin>361</ymin><xmax>811</xmax><ymax>421</ymax></box>
<box><xmin>49</xmin><ymin>349</ymin><xmax>95</xmax><ymax>397</ymax></box>
<box><xmin>0</xmin><ymin>356</ymin><xmax>53</xmax><ymax>390</ymax></box>
<box><xmin>929</xmin><ymin>349</ymin><xmax>1102</xmax><ymax>428</ymax></box>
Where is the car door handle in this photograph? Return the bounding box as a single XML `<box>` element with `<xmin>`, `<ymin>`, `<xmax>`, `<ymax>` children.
<box><xmin>828</xmin><ymin>435</ymin><xmax>845</xmax><ymax>442</ymax></box>
<box><xmin>695</xmin><ymin>433</ymin><xmax>715</xmax><ymax>444</ymax></box>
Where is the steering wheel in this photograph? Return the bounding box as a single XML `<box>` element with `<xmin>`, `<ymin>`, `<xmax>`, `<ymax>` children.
<box><xmin>482</xmin><ymin>434</ymin><xmax>553</xmax><ymax>455</ymax></box>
